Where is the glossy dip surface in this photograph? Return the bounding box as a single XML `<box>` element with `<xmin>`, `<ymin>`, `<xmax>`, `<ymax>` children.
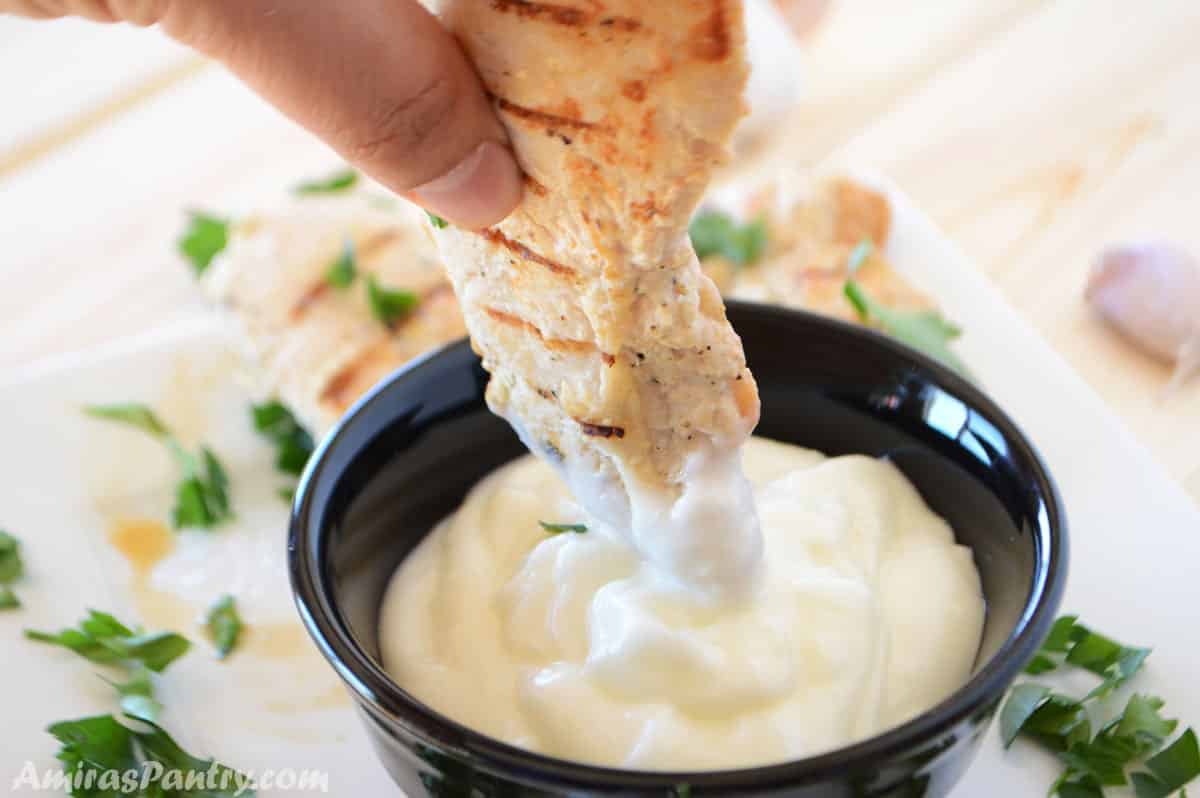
<box><xmin>379</xmin><ymin>439</ymin><xmax>985</xmax><ymax>770</ymax></box>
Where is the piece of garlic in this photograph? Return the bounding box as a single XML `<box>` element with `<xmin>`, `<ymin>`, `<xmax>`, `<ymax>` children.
<box><xmin>1086</xmin><ymin>242</ymin><xmax>1200</xmax><ymax>387</ymax></box>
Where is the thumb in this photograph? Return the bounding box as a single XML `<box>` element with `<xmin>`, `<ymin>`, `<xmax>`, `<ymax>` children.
<box><xmin>8</xmin><ymin>0</ymin><xmax>524</xmax><ymax>228</ymax></box>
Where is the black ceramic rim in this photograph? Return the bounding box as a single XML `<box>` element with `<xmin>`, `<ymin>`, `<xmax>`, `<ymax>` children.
<box><xmin>289</xmin><ymin>301</ymin><xmax>1069</xmax><ymax>792</ymax></box>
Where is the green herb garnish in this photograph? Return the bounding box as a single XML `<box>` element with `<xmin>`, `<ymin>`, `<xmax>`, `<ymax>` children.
<box><xmin>1022</xmin><ymin>615</ymin><xmax>1151</xmax><ymax>699</ymax></box>
<box><xmin>846</xmin><ymin>240</ymin><xmax>874</xmax><ymax>275</ymax></box>
<box><xmin>251</xmin><ymin>401</ymin><xmax>314</xmax><ymax>503</ymax></box>
<box><xmin>178</xmin><ymin>211</ymin><xmax>229</xmax><ymax>276</ymax></box>
<box><xmin>426</xmin><ymin>211</ymin><xmax>449</xmax><ymax>229</ymax></box>
<box><xmin>367</xmin><ymin>274</ymin><xmax>419</xmax><ymax>328</ymax></box>
<box><xmin>325</xmin><ymin>238</ymin><xmax>357</xmax><ymax>289</ymax></box>
<box><xmin>26</xmin><ymin>609</ymin><xmax>190</xmax><ymax>673</ymax></box>
<box><xmin>689</xmin><ymin>210</ymin><xmax>768</xmax><ymax>267</ymax></box>
<box><xmin>1131</xmin><ymin>729</ymin><xmax>1200</xmax><ymax>798</ymax></box>
<box><xmin>999</xmin><ymin>616</ymin><xmax>1199</xmax><ymax>797</ymax></box>
<box><xmin>204</xmin><ymin>594</ymin><xmax>243</xmax><ymax>660</ymax></box>
<box><xmin>0</xmin><ymin>529</ymin><xmax>24</xmax><ymax>609</ymax></box>
<box><xmin>843</xmin><ymin>278</ymin><xmax>971</xmax><ymax>377</ymax></box>
<box><xmin>539</xmin><ymin>521</ymin><xmax>588</xmax><ymax>535</ymax></box>
<box><xmin>294</xmin><ymin>168</ymin><xmax>358</xmax><ymax>195</ymax></box>
<box><xmin>85</xmin><ymin>404</ymin><xmax>233</xmax><ymax>529</ymax></box>
<box><xmin>101</xmin><ymin>665</ymin><xmax>162</xmax><ymax>723</ymax></box>
<box><xmin>48</xmin><ymin>713</ymin><xmax>253</xmax><ymax>797</ymax></box>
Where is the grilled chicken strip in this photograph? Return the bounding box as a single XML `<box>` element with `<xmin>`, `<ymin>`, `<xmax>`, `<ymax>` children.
<box><xmin>203</xmin><ymin>198</ymin><xmax>464</xmax><ymax>435</ymax></box>
<box><xmin>429</xmin><ymin>0</ymin><xmax>762</xmax><ymax>592</ymax></box>
<box><xmin>705</xmin><ymin>177</ymin><xmax>935</xmax><ymax>320</ymax></box>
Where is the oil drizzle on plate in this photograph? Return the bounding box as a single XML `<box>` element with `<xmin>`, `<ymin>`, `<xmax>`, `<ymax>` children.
<box><xmin>108</xmin><ymin>516</ymin><xmax>319</xmax><ymax>662</ymax></box>
<box><xmin>108</xmin><ymin>516</ymin><xmax>197</xmax><ymax>630</ymax></box>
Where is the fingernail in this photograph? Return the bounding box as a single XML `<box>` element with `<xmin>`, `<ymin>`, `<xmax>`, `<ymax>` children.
<box><xmin>409</xmin><ymin>140</ymin><xmax>523</xmax><ymax>229</ymax></box>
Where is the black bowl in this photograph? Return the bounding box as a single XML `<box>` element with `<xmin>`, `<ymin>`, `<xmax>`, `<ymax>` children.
<box><xmin>289</xmin><ymin>301</ymin><xmax>1067</xmax><ymax>797</ymax></box>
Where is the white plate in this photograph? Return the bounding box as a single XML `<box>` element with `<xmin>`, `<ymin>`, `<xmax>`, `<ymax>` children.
<box><xmin>2</xmin><ymin>174</ymin><xmax>1198</xmax><ymax>797</ymax></box>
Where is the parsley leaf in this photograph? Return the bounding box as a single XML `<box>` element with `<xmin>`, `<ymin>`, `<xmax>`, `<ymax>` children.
<box><xmin>1132</xmin><ymin>730</ymin><xmax>1200</xmax><ymax>798</ymax></box>
<box><xmin>170</xmin><ymin>445</ymin><xmax>232</xmax><ymax>529</ymax></box>
<box><xmin>843</xmin><ymin>278</ymin><xmax>971</xmax><ymax>377</ymax></box>
<box><xmin>86</xmin><ymin>404</ymin><xmax>233</xmax><ymax>530</ymax></box>
<box><xmin>178</xmin><ymin>211</ymin><xmax>229</xmax><ymax>276</ymax></box>
<box><xmin>846</xmin><ymin>240</ymin><xmax>874</xmax><ymax>275</ymax></box>
<box><xmin>294</xmin><ymin>168</ymin><xmax>358</xmax><ymax>195</ymax></box>
<box><xmin>250</xmin><ymin>400</ymin><xmax>314</xmax><ymax>501</ymax></box>
<box><xmin>1117</xmin><ymin>695</ymin><xmax>1179</xmax><ymax>750</ymax></box>
<box><xmin>1021</xmin><ymin>616</ymin><xmax>1151</xmax><ymax>699</ymax></box>
<box><xmin>367</xmin><ymin>274</ymin><xmax>420</xmax><ymax>327</ymax></box>
<box><xmin>426</xmin><ymin>211</ymin><xmax>449</xmax><ymax>229</ymax></box>
<box><xmin>48</xmin><ymin>714</ymin><xmax>139</xmax><ymax>789</ymax></box>
<box><xmin>325</xmin><ymin>239</ymin><xmax>357</xmax><ymax>289</ymax></box>
<box><xmin>689</xmin><ymin>210</ymin><xmax>768</xmax><ymax>267</ymax></box>
<box><xmin>1000</xmin><ymin>616</ymin><xmax>1199</xmax><ymax>798</ymax></box>
<box><xmin>539</xmin><ymin>521</ymin><xmax>588</xmax><ymax>535</ymax></box>
<box><xmin>85</xmin><ymin>404</ymin><xmax>169</xmax><ymax>437</ymax></box>
<box><xmin>205</xmin><ymin>594</ymin><xmax>243</xmax><ymax>660</ymax></box>
<box><xmin>26</xmin><ymin>609</ymin><xmax>190</xmax><ymax>673</ymax></box>
<box><xmin>0</xmin><ymin>529</ymin><xmax>24</xmax><ymax>610</ymax></box>
<box><xmin>1000</xmin><ymin>683</ymin><xmax>1053</xmax><ymax>747</ymax></box>
<box><xmin>101</xmin><ymin>665</ymin><xmax>162</xmax><ymax>723</ymax></box>
<box><xmin>48</xmin><ymin>713</ymin><xmax>253</xmax><ymax>797</ymax></box>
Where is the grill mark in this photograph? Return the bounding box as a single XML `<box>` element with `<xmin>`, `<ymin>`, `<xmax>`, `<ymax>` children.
<box><xmin>483</xmin><ymin>307</ymin><xmax>602</xmax><ymax>358</ymax></box>
<box><xmin>289</xmin><ymin>281</ymin><xmax>330</xmax><ymax>322</ymax></box>
<box><xmin>289</xmin><ymin>230</ymin><xmax>403</xmax><ymax>322</ymax></box>
<box><xmin>523</xmin><ymin>174</ymin><xmax>549</xmax><ymax>197</ymax></box>
<box><xmin>320</xmin><ymin>341</ymin><xmax>391</xmax><ymax>409</ymax></box>
<box><xmin>688</xmin><ymin>0</ymin><xmax>732</xmax><ymax>62</ymax></box>
<box><xmin>599</xmin><ymin>16</ymin><xmax>641</xmax><ymax>31</ymax></box>
<box><xmin>578</xmin><ymin>421</ymin><xmax>625</xmax><ymax>438</ymax></box>
<box><xmin>630</xmin><ymin>197</ymin><xmax>661</xmax><ymax>222</ymax></box>
<box><xmin>479</xmin><ymin>228</ymin><xmax>575</xmax><ymax>276</ymax></box>
<box><xmin>319</xmin><ymin>284</ymin><xmax>455</xmax><ymax>409</ymax></box>
<box><xmin>621</xmin><ymin>80</ymin><xmax>647</xmax><ymax>102</ymax></box>
<box><xmin>491</xmin><ymin>0</ymin><xmax>586</xmax><ymax>26</ymax></box>
<box><xmin>495</xmin><ymin>96</ymin><xmax>597</xmax><ymax>131</ymax></box>
<box><xmin>356</xmin><ymin>229</ymin><xmax>402</xmax><ymax>260</ymax></box>
<box><xmin>488</xmin><ymin>1</ymin><xmax>641</xmax><ymax>32</ymax></box>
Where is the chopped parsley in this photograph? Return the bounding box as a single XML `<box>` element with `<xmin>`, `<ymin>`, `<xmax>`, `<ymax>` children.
<box><xmin>101</xmin><ymin>665</ymin><xmax>162</xmax><ymax>723</ymax></box>
<box><xmin>293</xmin><ymin>168</ymin><xmax>358</xmax><ymax>195</ymax></box>
<box><xmin>426</xmin><ymin>211</ymin><xmax>449</xmax><ymax>229</ymax></box>
<box><xmin>1000</xmin><ymin>616</ymin><xmax>1199</xmax><ymax>797</ymax></box>
<box><xmin>250</xmin><ymin>401</ymin><xmax>314</xmax><ymax>502</ymax></box>
<box><xmin>843</xmin><ymin>277</ymin><xmax>971</xmax><ymax>378</ymax></box>
<box><xmin>204</xmin><ymin>594</ymin><xmax>243</xmax><ymax>660</ymax></box>
<box><xmin>47</xmin><ymin>713</ymin><xmax>252</xmax><ymax>797</ymax></box>
<box><xmin>0</xmin><ymin>529</ymin><xmax>24</xmax><ymax>609</ymax></box>
<box><xmin>539</xmin><ymin>521</ymin><xmax>587</xmax><ymax>535</ymax></box>
<box><xmin>178</xmin><ymin>211</ymin><xmax>229</xmax><ymax>276</ymax></box>
<box><xmin>846</xmin><ymin>239</ymin><xmax>875</xmax><ymax>275</ymax></box>
<box><xmin>85</xmin><ymin>404</ymin><xmax>233</xmax><ymax>530</ymax></box>
<box><xmin>367</xmin><ymin>274</ymin><xmax>419</xmax><ymax>328</ymax></box>
<box><xmin>325</xmin><ymin>238</ymin><xmax>358</xmax><ymax>289</ymax></box>
<box><xmin>1023</xmin><ymin>615</ymin><xmax>1151</xmax><ymax>699</ymax></box>
<box><xmin>689</xmin><ymin>210</ymin><xmax>768</xmax><ymax>267</ymax></box>
<box><xmin>25</xmin><ymin>609</ymin><xmax>191</xmax><ymax>673</ymax></box>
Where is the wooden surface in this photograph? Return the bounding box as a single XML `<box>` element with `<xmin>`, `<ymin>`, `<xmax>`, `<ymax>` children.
<box><xmin>2</xmin><ymin>1</ymin><xmax>1197</xmax><ymax>506</ymax></box>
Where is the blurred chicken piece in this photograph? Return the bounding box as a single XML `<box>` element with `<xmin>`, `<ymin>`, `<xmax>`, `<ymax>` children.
<box><xmin>202</xmin><ymin>177</ymin><xmax>932</xmax><ymax>439</ymax></box>
<box><xmin>703</xmin><ymin>177</ymin><xmax>934</xmax><ymax>322</ymax></box>
<box><xmin>203</xmin><ymin>198</ymin><xmax>463</xmax><ymax>435</ymax></box>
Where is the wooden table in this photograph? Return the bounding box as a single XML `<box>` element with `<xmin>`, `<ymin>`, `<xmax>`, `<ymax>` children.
<box><xmin>2</xmin><ymin>1</ymin><xmax>1197</xmax><ymax>506</ymax></box>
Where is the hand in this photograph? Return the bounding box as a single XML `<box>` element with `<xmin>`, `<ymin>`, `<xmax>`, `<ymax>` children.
<box><xmin>4</xmin><ymin>0</ymin><xmax>524</xmax><ymax>228</ymax></box>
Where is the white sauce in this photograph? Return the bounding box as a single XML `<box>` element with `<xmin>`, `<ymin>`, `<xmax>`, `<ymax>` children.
<box><xmin>380</xmin><ymin>438</ymin><xmax>985</xmax><ymax>770</ymax></box>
